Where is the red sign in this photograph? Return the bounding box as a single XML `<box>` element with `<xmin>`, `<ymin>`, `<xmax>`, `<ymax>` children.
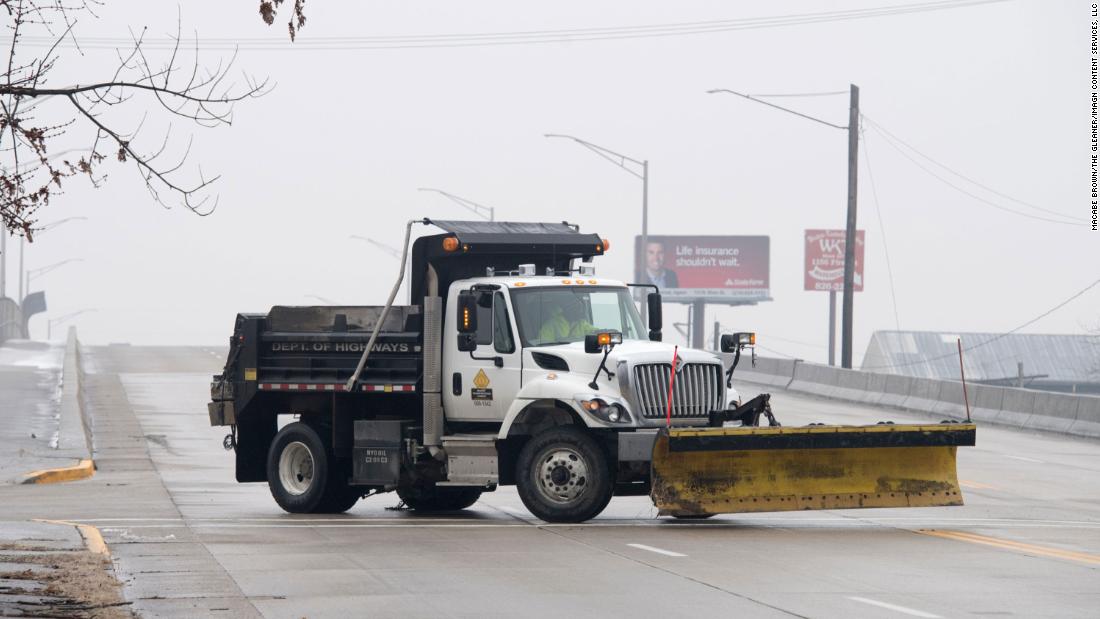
<box><xmin>804</xmin><ymin>229</ymin><xmax>864</xmax><ymax>292</ymax></box>
<box><xmin>635</xmin><ymin>235</ymin><xmax>770</xmax><ymax>303</ymax></box>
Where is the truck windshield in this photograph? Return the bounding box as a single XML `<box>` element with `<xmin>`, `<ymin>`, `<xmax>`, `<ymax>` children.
<box><xmin>510</xmin><ymin>286</ymin><xmax>647</xmax><ymax>347</ymax></box>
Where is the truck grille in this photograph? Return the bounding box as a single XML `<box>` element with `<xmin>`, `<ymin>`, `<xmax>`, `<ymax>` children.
<box><xmin>631</xmin><ymin>363</ymin><xmax>724</xmax><ymax>419</ymax></box>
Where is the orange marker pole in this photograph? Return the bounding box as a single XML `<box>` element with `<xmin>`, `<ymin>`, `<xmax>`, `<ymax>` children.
<box><xmin>666</xmin><ymin>346</ymin><xmax>679</xmax><ymax>428</ymax></box>
<box><xmin>957</xmin><ymin>338</ymin><xmax>972</xmax><ymax>422</ymax></box>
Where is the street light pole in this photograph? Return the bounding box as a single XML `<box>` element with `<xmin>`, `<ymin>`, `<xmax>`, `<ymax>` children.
<box><xmin>350</xmin><ymin>235</ymin><xmax>402</xmax><ymax>260</ymax></box>
<box><xmin>641</xmin><ymin>160</ymin><xmax>649</xmax><ymax>290</ymax></box>
<box><xmin>544</xmin><ymin>133</ymin><xmax>649</xmax><ymax>318</ymax></box>
<box><xmin>418</xmin><ymin>188</ymin><xmax>495</xmax><ymax>221</ymax></box>
<box><xmin>26</xmin><ymin>258</ymin><xmax>84</xmax><ymax>294</ymax></box>
<box><xmin>47</xmin><ymin>308</ymin><xmax>95</xmax><ymax>340</ymax></box>
<box><xmin>16</xmin><ymin>217</ymin><xmax>88</xmax><ymax>305</ymax></box>
<box><xmin>18</xmin><ymin>237</ymin><xmax>24</xmax><ymax>302</ymax></box>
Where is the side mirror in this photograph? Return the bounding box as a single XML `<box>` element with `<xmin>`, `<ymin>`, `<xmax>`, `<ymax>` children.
<box><xmin>647</xmin><ymin>292</ymin><xmax>662</xmax><ymax>342</ymax></box>
<box><xmin>456</xmin><ymin>290</ymin><xmax>478</xmax><ymax>334</ymax></box>
<box><xmin>720</xmin><ymin>332</ymin><xmax>756</xmax><ymax>353</ymax></box>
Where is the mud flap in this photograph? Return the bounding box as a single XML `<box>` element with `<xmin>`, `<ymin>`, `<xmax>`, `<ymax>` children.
<box><xmin>650</xmin><ymin>423</ymin><xmax>976</xmax><ymax>517</ymax></box>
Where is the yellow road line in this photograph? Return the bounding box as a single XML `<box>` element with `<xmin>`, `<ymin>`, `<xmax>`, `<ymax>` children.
<box><xmin>919</xmin><ymin>530</ymin><xmax>1100</xmax><ymax>566</ymax></box>
<box><xmin>959</xmin><ymin>479</ymin><xmax>999</xmax><ymax>490</ymax></box>
<box><xmin>20</xmin><ymin>458</ymin><xmax>95</xmax><ymax>484</ymax></box>
<box><xmin>34</xmin><ymin>519</ymin><xmax>110</xmax><ymax>556</ymax></box>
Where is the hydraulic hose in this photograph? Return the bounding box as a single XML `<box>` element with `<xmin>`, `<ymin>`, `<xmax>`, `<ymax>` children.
<box><xmin>345</xmin><ymin>218</ymin><xmax>428</xmax><ymax>391</ymax></box>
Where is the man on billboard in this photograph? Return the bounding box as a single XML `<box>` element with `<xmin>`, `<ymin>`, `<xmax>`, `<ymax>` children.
<box><xmin>643</xmin><ymin>240</ymin><xmax>678</xmax><ymax>289</ymax></box>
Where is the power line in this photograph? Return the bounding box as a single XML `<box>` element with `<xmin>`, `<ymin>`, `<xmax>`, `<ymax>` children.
<box><xmin>860</xmin><ymin>123</ymin><xmax>903</xmax><ymax>332</ymax></box>
<box><xmin>861</xmin><ymin>276</ymin><xmax>1100</xmax><ymax>370</ymax></box>
<box><xmin>862</xmin><ymin>116</ymin><xmax>1074</xmax><ymax>220</ymax></box>
<box><xmin>4</xmin><ymin>0</ymin><xmax>1010</xmax><ymax>51</ymax></box>
<box><xmin>864</xmin><ymin>121</ymin><xmax>1081</xmax><ymax>226</ymax></box>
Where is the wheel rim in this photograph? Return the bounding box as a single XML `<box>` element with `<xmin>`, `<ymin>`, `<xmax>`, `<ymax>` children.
<box><xmin>278</xmin><ymin>441</ymin><xmax>315</xmax><ymax>496</ymax></box>
<box><xmin>534</xmin><ymin>447</ymin><xmax>590</xmax><ymax>504</ymax></box>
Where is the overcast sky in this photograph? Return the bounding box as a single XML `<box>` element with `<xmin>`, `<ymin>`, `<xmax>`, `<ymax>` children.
<box><xmin>2</xmin><ymin>0</ymin><xmax>1093</xmax><ymax>365</ymax></box>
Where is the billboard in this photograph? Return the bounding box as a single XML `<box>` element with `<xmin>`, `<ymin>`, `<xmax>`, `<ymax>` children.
<box><xmin>804</xmin><ymin>229</ymin><xmax>864</xmax><ymax>292</ymax></box>
<box><xmin>634</xmin><ymin>235</ymin><xmax>770</xmax><ymax>303</ymax></box>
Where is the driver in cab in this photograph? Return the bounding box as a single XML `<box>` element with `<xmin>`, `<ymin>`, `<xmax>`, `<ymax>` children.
<box><xmin>538</xmin><ymin>303</ymin><xmax>593</xmax><ymax>344</ymax></box>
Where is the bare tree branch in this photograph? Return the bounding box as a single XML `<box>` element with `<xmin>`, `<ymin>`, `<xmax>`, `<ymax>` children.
<box><xmin>1</xmin><ymin>0</ymin><xmax>268</xmax><ymax>238</ymax></box>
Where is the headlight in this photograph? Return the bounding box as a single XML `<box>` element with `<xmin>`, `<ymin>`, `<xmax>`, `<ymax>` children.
<box><xmin>577</xmin><ymin>398</ymin><xmax>631</xmax><ymax>424</ymax></box>
<box><xmin>607</xmin><ymin>404</ymin><xmax>623</xmax><ymax>422</ymax></box>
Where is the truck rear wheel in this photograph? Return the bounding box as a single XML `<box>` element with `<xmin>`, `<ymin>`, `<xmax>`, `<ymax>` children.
<box><xmin>316</xmin><ymin>460</ymin><xmax>362</xmax><ymax>514</ymax></box>
<box><xmin>516</xmin><ymin>426</ymin><xmax>614</xmax><ymax>523</ymax></box>
<box><xmin>267</xmin><ymin>422</ymin><xmax>333</xmax><ymax>513</ymax></box>
<box><xmin>397</xmin><ymin>484</ymin><xmax>482</xmax><ymax>512</ymax></box>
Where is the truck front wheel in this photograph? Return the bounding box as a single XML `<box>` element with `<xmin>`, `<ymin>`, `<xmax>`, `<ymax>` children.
<box><xmin>516</xmin><ymin>427</ymin><xmax>614</xmax><ymax>523</ymax></box>
<box><xmin>267</xmin><ymin>422</ymin><xmax>332</xmax><ymax>513</ymax></box>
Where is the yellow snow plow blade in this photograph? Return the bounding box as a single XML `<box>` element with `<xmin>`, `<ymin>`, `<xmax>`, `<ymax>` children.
<box><xmin>651</xmin><ymin>423</ymin><xmax>976</xmax><ymax>517</ymax></box>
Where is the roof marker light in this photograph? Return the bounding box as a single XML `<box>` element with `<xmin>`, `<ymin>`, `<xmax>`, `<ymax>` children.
<box><xmin>442</xmin><ymin>237</ymin><xmax>459</xmax><ymax>252</ymax></box>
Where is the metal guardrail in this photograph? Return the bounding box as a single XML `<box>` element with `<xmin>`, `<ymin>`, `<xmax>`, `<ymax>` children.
<box><xmin>0</xmin><ymin>297</ymin><xmax>24</xmax><ymax>343</ymax></box>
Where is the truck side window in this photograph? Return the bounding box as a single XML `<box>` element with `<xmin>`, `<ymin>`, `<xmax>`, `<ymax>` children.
<box><xmin>475</xmin><ymin>296</ymin><xmax>493</xmax><ymax>346</ymax></box>
<box><xmin>493</xmin><ymin>292</ymin><xmax>515</xmax><ymax>354</ymax></box>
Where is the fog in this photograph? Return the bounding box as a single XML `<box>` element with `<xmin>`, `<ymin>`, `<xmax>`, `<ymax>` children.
<box><xmin>4</xmin><ymin>0</ymin><xmax>1092</xmax><ymax>365</ymax></box>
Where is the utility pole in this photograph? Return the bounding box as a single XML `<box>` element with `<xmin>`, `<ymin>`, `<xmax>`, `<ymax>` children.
<box><xmin>828</xmin><ymin>290</ymin><xmax>836</xmax><ymax>366</ymax></box>
<box><xmin>841</xmin><ymin>84</ymin><xmax>859</xmax><ymax>369</ymax></box>
<box><xmin>707</xmin><ymin>86</ymin><xmax>860</xmax><ymax>366</ymax></box>
<box><xmin>1</xmin><ymin>232</ymin><xmax>6</xmax><ymax>299</ymax></box>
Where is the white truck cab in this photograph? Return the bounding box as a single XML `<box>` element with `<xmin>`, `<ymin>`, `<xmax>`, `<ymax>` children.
<box><xmin>443</xmin><ymin>270</ymin><xmax>734</xmax><ymax>438</ymax></box>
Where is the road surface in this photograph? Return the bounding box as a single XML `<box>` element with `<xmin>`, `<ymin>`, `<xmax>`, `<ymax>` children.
<box><xmin>0</xmin><ymin>344</ymin><xmax>1096</xmax><ymax>618</ymax></box>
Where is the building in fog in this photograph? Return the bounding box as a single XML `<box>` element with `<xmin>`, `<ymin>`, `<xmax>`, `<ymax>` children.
<box><xmin>861</xmin><ymin>331</ymin><xmax>1100</xmax><ymax>396</ymax></box>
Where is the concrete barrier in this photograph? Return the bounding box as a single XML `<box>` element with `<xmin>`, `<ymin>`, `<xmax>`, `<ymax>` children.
<box><xmin>997</xmin><ymin>389</ymin><xmax>1037</xmax><ymax>429</ymax></box>
<box><xmin>902</xmin><ymin>377</ymin><xmax>942</xmax><ymax>413</ymax></box>
<box><xmin>727</xmin><ymin>356</ymin><xmax>1100</xmax><ymax>439</ymax></box>
<box><xmin>931</xmin><ymin>380</ymin><xmax>969</xmax><ymax>421</ymax></box>
<box><xmin>1068</xmin><ymin>395</ymin><xmax>1100</xmax><ymax>438</ymax></box>
<box><xmin>788</xmin><ymin>363</ymin><xmax>844</xmax><ymax>399</ymax></box>
<box><xmin>1023</xmin><ymin>392</ymin><xmax>1080</xmax><ymax>434</ymax></box>
<box><xmin>968</xmin><ymin>384</ymin><xmax>1005</xmax><ymax>424</ymax></box>
<box><xmin>0</xmin><ymin>298</ymin><xmax>23</xmax><ymax>343</ymax></box>
<box><xmin>725</xmin><ymin>355</ymin><xmax>796</xmax><ymax>389</ymax></box>
<box><xmin>880</xmin><ymin>374</ymin><xmax>914</xmax><ymax>409</ymax></box>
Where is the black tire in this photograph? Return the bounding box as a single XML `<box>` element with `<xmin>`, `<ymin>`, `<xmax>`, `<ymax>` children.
<box><xmin>316</xmin><ymin>459</ymin><xmax>362</xmax><ymax>514</ymax></box>
<box><xmin>515</xmin><ymin>426</ymin><xmax>614</xmax><ymax>523</ymax></box>
<box><xmin>397</xmin><ymin>484</ymin><xmax>483</xmax><ymax>512</ymax></box>
<box><xmin>267</xmin><ymin>422</ymin><xmax>332</xmax><ymax>514</ymax></box>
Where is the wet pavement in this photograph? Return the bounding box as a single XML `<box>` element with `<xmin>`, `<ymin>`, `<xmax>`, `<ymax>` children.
<box><xmin>0</xmin><ymin>344</ymin><xmax>1098</xmax><ymax>618</ymax></box>
<box><xmin>0</xmin><ymin>340</ymin><xmax>70</xmax><ymax>484</ymax></box>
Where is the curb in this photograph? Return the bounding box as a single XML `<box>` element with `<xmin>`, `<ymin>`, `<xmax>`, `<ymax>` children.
<box><xmin>21</xmin><ymin>458</ymin><xmax>96</xmax><ymax>484</ymax></box>
<box><xmin>19</xmin><ymin>327</ymin><xmax>94</xmax><ymax>484</ymax></box>
<box><xmin>34</xmin><ymin>518</ymin><xmax>109</xmax><ymax>556</ymax></box>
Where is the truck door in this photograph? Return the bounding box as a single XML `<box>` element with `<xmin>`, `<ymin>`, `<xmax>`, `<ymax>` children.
<box><xmin>444</xmin><ymin>289</ymin><xmax>522</xmax><ymax>422</ymax></box>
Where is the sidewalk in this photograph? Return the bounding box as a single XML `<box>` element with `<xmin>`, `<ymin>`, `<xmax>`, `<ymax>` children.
<box><xmin>0</xmin><ymin>338</ymin><xmax>77</xmax><ymax>484</ymax></box>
